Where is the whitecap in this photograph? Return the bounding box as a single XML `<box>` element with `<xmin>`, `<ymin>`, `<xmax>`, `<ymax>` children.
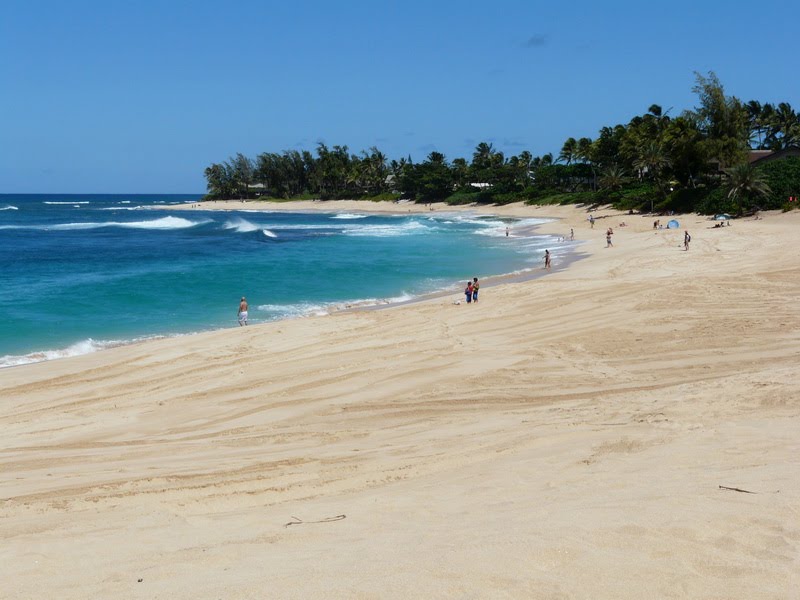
<box><xmin>43</xmin><ymin>201</ymin><xmax>90</xmax><ymax>205</ymax></box>
<box><xmin>342</xmin><ymin>221</ymin><xmax>432</xmax><ymax>237</ymax></box>
<box><xmin>331</xmin><ymin>213</ymin><xmax>367</xmax><ymax>220</ymax></box>
<box><xmin>0</xmin><ymin>205</ymin><xmax>18</xmax><ymax>210</ymax></box>
<box><xmin>2</xmin><ymin>216</ymin><xmax>207</xmax><ymax>231</ymax></box>
<box><xmin>97</xmin><ymin>206</ymin><xmax>145</xmax><ymax>211</ymax></box>
<box><xmin>222</xmin><ymin>217</ymin><xmax>261</xmax><ymax>233</ymax></box>
<box><xmin>262</xmin><ymin>229</ymin><xmax>277</xmax><ymax>238</ymax></box>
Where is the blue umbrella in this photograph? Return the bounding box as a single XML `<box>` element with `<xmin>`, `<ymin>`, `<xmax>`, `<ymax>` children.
<box><xmin>714</xmin><ymin>214</ymin><xmax>731</xmax><ymax>220</ymax></box>
<box><xmin>667</xmin><ymin>219</ymin><xmax>680</xmax><ymax>229</ymax></box>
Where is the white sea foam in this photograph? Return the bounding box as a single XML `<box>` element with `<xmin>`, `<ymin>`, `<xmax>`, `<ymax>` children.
<box><xmin>0</xmin><ymin>333</ymin><xmax>188</xmax><ymax>368</ymax></box>
<box><xmin>117</xmin><ymin>216</ymin><xmax>206</xmax><ymax>230</ymax></box>
<box><xmin>44</xmin><ymin>201</ymin><xmax>90</xmax><ymax>205</ymax></box>
<box><xmin>331</xmin><ymin>213</ymin><xmax>367</xmax><ymax>220</ymax></box>
<box><xmin>0</xmin><ymin>338</ymin><xmax>113</xmax><ymax>368</ymax></box>
<box><xmin>56</xmin><ymin>217</ymin><xmax>203</xmax><ymax>230</ymax></box>
<box><xmin>256</xmin><ymin>292</ymin><xmax>418</xmax><ymax>319</ymax></box>
<box><xmin>342</xmin><ymin>221</ymin><xmax>432</xmax><ymax>237</ymax></box>
<box><xmin>0</xmin><ymin>216</ymin><xmax>206</xmax><ymax>231</ymax></box>
<box><xmin>262</xmin><ymin>229</ymin><xmax>277</xmax><ymax>238</ymax></box>
<box><xmin>120</xmin><ymin>200</ymin><xmax>131</xmax><ymax>204</ymax></box>
<box><xmin>97</xmin><ymin>206</ymin><xmax>145</xmax><ymax>211</ymax></box>
<box><xmin>256</xmin><ymin>302</ymin><xmax>331</xmax><ymax>318</ymax></box>
<box><xmin>266</xmin><ymin>223</ymin><xmax>338</xmax><ymax>230</ymax></box>
<box><xmin>0</xmin><ymin>205</ymin><xmax>19</xmax><ymax>210</ymax></box>
<box><xmin>223</xmin><ymin>217</ymin><xmax>261</xmax><ymax>233</ymax></box>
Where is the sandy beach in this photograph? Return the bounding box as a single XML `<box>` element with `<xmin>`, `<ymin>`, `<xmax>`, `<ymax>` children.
<box><xmin>2</xmin><ymin>202</ymin><xmax>799</xmax><ymax>599</ymax></box>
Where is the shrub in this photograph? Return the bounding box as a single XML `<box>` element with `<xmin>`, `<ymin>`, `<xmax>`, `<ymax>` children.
<box><xmin>655</xmin><ymin>186</ymin><xmax>717</xmax><ymax>214</ymax></box>
<box><xmin>610</xmin><ymin>183</ymin><xmax>657</xmax><ymax>211</ymax></box>
<box><xmin>694</xmin><ymin>186</ymin><xmax>736</xmax><ymax>215</ymax></box>
<box><xmin>445</xmin><ymin>191</ymin><xmax>483</xmax><ymax>205</ymax></box>
<box><xmin>757</xmin><ymin>156</ymin><xmax>800</xmax><ymax>210</ymax></box>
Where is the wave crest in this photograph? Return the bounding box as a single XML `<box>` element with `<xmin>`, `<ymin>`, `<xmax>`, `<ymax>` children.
<box><xmin>223</xmin><ymin>217</ymin><xmax>261</xmax><ymax>233</ymax></box>
<box><xmin>331</xmin><ymin>213</ymin><xmax>367</xmax><ymax>220</ymax></box>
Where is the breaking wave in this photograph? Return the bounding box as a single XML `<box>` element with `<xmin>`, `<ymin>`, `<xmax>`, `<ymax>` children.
<box><xmin>0</xmin><ymin>216</ymin><xmax>207</xmax><ymax>231</ymax></box>
<box><xmin>223</xmin><ymin>217</ymin><xmax>261</xmax><ymax>233</ymax></box>
<box><xmin>331</xmin><ymin>213</ymin><xmax>368</xmax><ymax>220</ymax></box>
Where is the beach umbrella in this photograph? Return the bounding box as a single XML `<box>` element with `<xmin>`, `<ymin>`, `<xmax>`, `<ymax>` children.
<box><xmin>714</xmin><ymin>214</ymin><xmax>731</xmax><ymax>221</ymax></box>
<box><xmin>667</xmin><ymin>219</ymin><xmax>680</xmax><ymax>229</ymax></box>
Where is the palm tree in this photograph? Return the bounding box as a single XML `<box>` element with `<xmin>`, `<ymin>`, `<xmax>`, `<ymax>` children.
<box><xmin>516</xmin><ymin>151</ymin><xmax>533</xmax><ymax>187</ymax></box>
<box><xmin>472</xmin><ymin>142</ymin><xmax>496</xmax><ymax>170</ymax></box>
<box><xmin>769</xmin><ymin>102</ymin><xmax>800</xmax><ymax>149</ymax></box>
<box><xmin>633</xmin><ymin>142</ymin><xmax>671</xmax><ymax>212</ymax></box>
<box><xmin>558</xmin><ymin>137</ymin><xmax>577</xmax><ymax>165</ymax></box>
<box><xmin>725</xmin><ymin>163</ymin><xmax>771</xmax><ymax>215</ymax></box>
<box><xmin>745</xmin><ymin>100</ymin><xmax>764</xmax><ymax>148</ymax></box>
<box><xmin>599</xmin><ymin>166</ymin><xmax>627</xmax><ymax>192</ymax></box>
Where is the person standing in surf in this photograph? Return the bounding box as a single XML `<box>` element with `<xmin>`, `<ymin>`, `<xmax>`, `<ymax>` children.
<box><xmin>238</xmin><ymin>297</ymin><xmax>249</xmax><ymax>326</ymax></box>
<box><xmin>544</xmin><ymin>249</ymin><xmax>551</xmax><ymax>270</ymax></box>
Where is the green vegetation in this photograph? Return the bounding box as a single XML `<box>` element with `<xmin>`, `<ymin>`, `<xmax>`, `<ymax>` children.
<box><xmin>203</xmin><ymin>72</ymin><xmax>800</xmax><ymax>214</ymax></box>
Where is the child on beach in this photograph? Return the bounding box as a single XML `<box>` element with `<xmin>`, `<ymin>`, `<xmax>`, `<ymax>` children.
<box><xmin>472</xmin><ymin>277</ymin><xmax>480</xmax><ymax>302</ymax></box>
<box><xmin>465</xmin><ymin>281</ymin><xmax>473</xmax><ymax>304</ymax></box>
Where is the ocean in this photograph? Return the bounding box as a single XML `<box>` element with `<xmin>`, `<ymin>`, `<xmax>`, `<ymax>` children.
<box><xmin>0</xmin><ymin>194</ymin><xmax>572</xmax><ymax>367</ymax></box>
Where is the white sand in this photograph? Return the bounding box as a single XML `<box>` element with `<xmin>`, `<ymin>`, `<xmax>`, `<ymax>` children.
<box><xmin>2</xmin><ymin>202</ymin><xmax>799</xmax><ymax>599</ymax></box>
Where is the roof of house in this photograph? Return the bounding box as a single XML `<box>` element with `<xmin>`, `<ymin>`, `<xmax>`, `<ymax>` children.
<box><xmin>749</xmin><ymin>147</ymin><xmax>800</xmax><ymax>166</ymax></box>
<box><xmin>748</xmin><ymin>150</ymin><xmax>773</xmax><ymax>163</ymax></box>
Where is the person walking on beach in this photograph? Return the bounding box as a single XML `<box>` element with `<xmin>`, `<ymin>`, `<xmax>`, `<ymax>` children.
<box><xmin>464</xmin><ymin>281</ymin><xmax>473</xmax><ymax>304</ymax></box>
<box><xmin>238</xmin><ymin>297</ymin><xmax>249</xmax><ymax>326</ymax></box>
<box><xmin>544</xmin><ymin>249</ymin><xmax>551</xmax><ymax>269</ymax></box>
<box><xmin>570</xmin><ymin>228</ymin><xmax>574</xmax><ymax>241</ymax></box>
<box><xmin>472</xmin><ymin>277</ymin><xmax>480</xmax><ymax>302</ymax></box>
<box><xmin>606</xmin><ymin>232</ymin><xmax>613</xmax><ymax>247</ymax></box>
<box><xmin>684</xmin><ymin>230</ymin><xmax>691</xmax><ymax>251</ymax></box>
<box><xmin>589</xmin><ymin>215</ymin><xmax>595</xmax><ymax>228</ymax></box>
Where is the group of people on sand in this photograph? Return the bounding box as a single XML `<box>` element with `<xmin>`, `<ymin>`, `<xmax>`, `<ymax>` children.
<box><xmin>463</xmin><ymin>277</ymin><xmax>480</xmax><ymax>304</ymax></box>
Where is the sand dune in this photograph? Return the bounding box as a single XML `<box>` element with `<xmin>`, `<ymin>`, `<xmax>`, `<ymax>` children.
<box><xmin>2</xmin><ymin>204</ymin><xmax>799</xmax><ymax>599</ymax></box>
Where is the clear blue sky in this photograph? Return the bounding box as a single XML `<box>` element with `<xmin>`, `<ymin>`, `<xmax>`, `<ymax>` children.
<box><xmin>2</xmin><ymin>0</ymin><xmax>798</xmax><ymax>193</ymax></box>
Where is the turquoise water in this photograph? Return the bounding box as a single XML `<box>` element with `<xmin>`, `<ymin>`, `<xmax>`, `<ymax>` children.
<box><xmin>0</xmin><ymin>194</ymin><xmax>570</xmax><ymax>367</ymax></box>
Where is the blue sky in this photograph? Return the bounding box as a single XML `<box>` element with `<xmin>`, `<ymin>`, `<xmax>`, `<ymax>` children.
<box><xmin>2</xmin><ymin>0</ymin><xmax>799</xmax><ymax>193</ymax></box>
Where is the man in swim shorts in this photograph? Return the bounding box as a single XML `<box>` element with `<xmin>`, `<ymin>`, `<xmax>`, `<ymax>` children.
<box><xmin>238</xmin><ymin>297</ymin><xmax>249</xmax><ymax>326</ymax></box>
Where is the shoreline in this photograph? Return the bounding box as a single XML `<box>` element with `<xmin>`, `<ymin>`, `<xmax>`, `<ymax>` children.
<box><xmin>1</xmin><ymin>203</ymin><xmax>580</xmax><ymax>369</ymax></box>
<box><xmin>3</xmin><ymin>203</ymin><xmax>799</xmax><ymax>599</ymax></box>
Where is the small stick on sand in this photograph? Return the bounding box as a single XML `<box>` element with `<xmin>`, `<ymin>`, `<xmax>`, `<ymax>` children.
<box><xmin>284</xmin><ymin>514</ymin><xmax>346</xmax><ymax>528</ymax></box>
<box><xmin>719</xmin><ymin>485</ymin><xmax>757</xmax><ymax>494</ymax></box>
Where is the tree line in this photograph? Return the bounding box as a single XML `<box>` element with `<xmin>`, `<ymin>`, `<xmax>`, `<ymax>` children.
<box><xmin>203</xmin><ymin>72</ymin><xmax>800</xmax><ymax>215</ymax></box>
